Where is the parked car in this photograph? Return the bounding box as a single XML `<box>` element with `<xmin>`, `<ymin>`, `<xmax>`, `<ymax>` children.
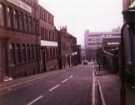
<box><xmin>83</xmin><ymin>60</ymin><xmax>88</xmax><ymax>65</ymax></box>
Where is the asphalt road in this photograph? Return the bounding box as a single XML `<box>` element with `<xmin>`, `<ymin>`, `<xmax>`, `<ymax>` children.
<box><xmin>0</xmin><ymin>64</ymin><xmax>93</xmax><ymax>105</ymax></box>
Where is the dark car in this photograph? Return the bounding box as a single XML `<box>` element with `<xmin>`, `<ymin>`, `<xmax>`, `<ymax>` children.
<box><xmin>83</xmin><ymin>60</ymin><xmax>88</xmax><ymax>65</ymax></box>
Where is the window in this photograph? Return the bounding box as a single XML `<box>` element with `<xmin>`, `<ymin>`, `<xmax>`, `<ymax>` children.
<box><xmin>27</xmin><ymin>45</ymin><xmax>30</xmax><ymax>62</ymax></box>
<box><xmin>8</xmin><ymin>44</ymin><xmax>16</xmax><ymax>65</ymax></box>
<box><xmin>48</xmin><ymin>31</ymin><xmax>51</xmax><ymax>40</ymax></box>
<box><xmin>23</xmin><ymin>14</ymin><xmax>27</xmax><ymax>32</ymax></box>
<box><xmin>46</xmin><ymin>48</ymin><xmax>48</xmax><ymax>60</ymax></box>
<box><xmin>56</xmin><ymin>48</ymin><xmax>58</xmax><ymax>57</ymax></box>
<box><xmin>6</xmin><ymin>7</ymin><xmax>12</xmax><ymax>28</ymax></box>
<box><xmin>28</xmin><ymin>16</ymin><xmax>32</xmax><ymax>33</ymax></box>
<box><xmin>53</xmin><ymin>48</ymin><xmax>55</xmax><ymax>58</ymax></box>
<box><xmin>36</xmin><ymin>45</ymin><xmax>40</xmax><ymax>61</ymax></box>
<box><xmin>51</xmin><ymin>48</ymin><xmax>53</xmax><ymax>59</ymax></box>
<box><xmin>16</xmin><ymin>44</ymin><xmax>21</xmax><ymax>63</ymax></box>
<box><xmin>53</xmin><ymin>31</ymin><xmax>55</xmax><ymax>41</ymax></box>
<box><xmin>50</xmin><ymin>48</ymin><xmax>52</xmax><ymax>59</ymax></box>
<box><xmin>32</xmin><ymin>18</ymin><xmax>36</xmax><ymax>34</ymax></box>
<box><xmin>18</xmin><ymin>12</ymin><xmax>23</xmax><ymax>31</ymax></box>
<box><xmin>32</xmin><ymin>45</ymin><xmax>35</xmax><ymax>60</ymax></box>
<box><xmin>33</xmin><ymin>45</ymin><xmax>36</xmax><ymax>60</ymax></box>
<box><xmin>35</xmin><ymin>20</ymin><xmax>37</xmax><ymax>34</ymax></box>
<box><xmin>22</xmin><ymin>44</ymin><xmax>27</xmax><ymax>62</ymax></box>
<box><xmin>41</xmin><ymin>27</ymin><xmax>44</xmax><ymax>39</ymax></box>
<box><xmin>0</xmin><ymin>3</ymin><xmax>4</xmax><ymax>26</ymax></box>
<box><xmin>47</xmin><ymin>48</ymin><xmax>50</xmax><ymax>60</ymax></box>
<box><xmin>46</xmin><ymin>30</ymin><xmax>49</xmax><ymax>40</ymax></box>
<box><xmin>13</xmin><ymin>10</ymin><xmax>18</xmax><ymax>30</ymax></box>
<box><xmin>30</xmin><ymin>45</ymin><xmax>33</xmax><ymax>61</ymax></box>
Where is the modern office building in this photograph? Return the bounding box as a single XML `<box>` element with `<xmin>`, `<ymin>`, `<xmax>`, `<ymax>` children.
<box><xmin>84</xmin><ymin>30</ymin><xmax>120</xmax><ymax>61</ymax></box>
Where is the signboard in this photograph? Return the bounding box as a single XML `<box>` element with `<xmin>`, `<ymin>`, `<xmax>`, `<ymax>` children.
<box><xmin>72</xmin><ymin>52</ymin><xmax>78</xmax><ymax>56</ymax></box>
<box><xmin>41</xmin><ymin>40</ymin><xmax>58</xmax><ymax>47</ymax></box>
<box><xmin>7</xmin><ymin>0</ymin><xmax>32</xmax><ymax>13</ymax></box>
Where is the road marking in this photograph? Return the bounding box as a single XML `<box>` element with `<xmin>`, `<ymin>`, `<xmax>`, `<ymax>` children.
<box><xmin>92</xmin><ymin>64</ymin><xmax>96</xmax><ymax>105</ymax></box>
<box><xmin>69</xmin><ymin>75</ymin><xmax>73</xmax><ymax>79</ymax></box>
<box><xmin>49</xmin><ymin>84</ymin><xmax>61</xmax><ymax>92</ymax></box>
<box><xmin>98</xmin><ymin>80</ymin><xmax>106</xmax><ymax>105</ymax></box>
<box><xmin>27</xmin><ymin>95</ymin><xmax>43</xmax><ymax>105</ymax></box>
<box><xmin>5</xmin><ymin>76</ymin><xmax>46</xmax><ymax>90</ymax></box>
<box><xmin>61</xmin><ymin>78</ymin><xmax>69</xmax><ymax>83</ymax></box>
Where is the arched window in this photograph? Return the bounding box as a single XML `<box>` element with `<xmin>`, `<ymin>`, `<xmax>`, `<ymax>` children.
<box><xmin>18</xmin><ymin>12</ymin><xmax>23</xmax><ymax>31</ymax></box>
<box><xmin>16</xmin><ymin>44</ymin><xmax>21</xmax><ymax>63</ymax></box>
<box><xmin>27</xmin><ymin>44</ymin><xmax>30</xmax><ymax>62</ymax></box>
<box><xmin>24</xmin><ymin>15</ymin><xmax>28</xmax><ymax>33</ymax></box>
<box><xmin>6</xmin><ymin>7</ymin><xmax>12</xmax><ymax>28</ymax></box>
<box><xmin>28</xmin><ymin>16</ymin><xmax>32</xmax><ymax>33</ymax></box>
<box><xmin>13</xmin><ymin>9</ymin><xmax>18</xmax><ymax>30</ymax></box>
<box><xmin>8</xmin><ymin>43</ymin><xmax>16</xmax><ymax>65</ymax></box>
<box><xmin>0</xmin><ymin>3</ymin><xmax>4</xmax><ymax>27</ymax></box>
<box><xmin>22</xmin><ymin>44</ymin><xmax>27</xmax><ymax>62</ymax></box>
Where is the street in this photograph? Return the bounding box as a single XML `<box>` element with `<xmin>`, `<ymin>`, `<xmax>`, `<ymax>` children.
<box><xmin>0</xmin><ymin>64</ymin><xmax>94</xmax><ymax>105</ymax></box>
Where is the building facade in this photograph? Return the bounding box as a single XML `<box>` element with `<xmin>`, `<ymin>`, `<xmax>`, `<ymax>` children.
<box><xmin>38</xmin><ymin>5</ymin><xmax>59</xmax><ymax>72</ymax></box>
<box><xmin>0</xmin><ymin>0</ymin><xmax>40</xmax><ymax>81</ymax></box>
<box><xmin>84</xmin><ymin>30</ymin><xmax>120</xmax><ymax>61</ymax></box>
<box><xmin>0</xmin><ymin>0</ymin><xmax>81</xmax><ymax>82</ymax></box>
<box><xmin>58</xmin><ymin>27</ymin><xmax>81</xmax><ymax>69</ymax></box>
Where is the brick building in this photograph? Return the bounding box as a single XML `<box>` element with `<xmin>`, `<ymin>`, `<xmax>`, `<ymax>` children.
<box><xmin>38</xmin><ymin>5</ymin><xmax>59</xmax><ymax>71</ymax></box>
<box><xmin>0</xmin><ymin>0</ymin><xmax>81</xmax><ymax>82</ymax></box>
<box><xmin>0</xmin><ymin>0</ymin><xmax>41</xmax><ymax>81</ymax></box>
<box><xmin>58</xmin><ymin>27</ymin><xmax>80</xmax><ymax>69</ymax></box>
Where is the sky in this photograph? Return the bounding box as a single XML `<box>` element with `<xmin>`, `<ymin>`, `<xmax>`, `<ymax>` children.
<box><xmin>39</xmin><ymin>0</ymin><xmax>123</xmax><ymax>46</ymax></box>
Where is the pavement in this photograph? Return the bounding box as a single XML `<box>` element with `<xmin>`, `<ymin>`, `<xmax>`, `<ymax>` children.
<box><xmin>0</xmin><ymin>64</ymin><xmax>93</xmax><ymax>105</ymax></box>
<box><xmin>126</xmin><ymin>81</ymin><xmax>135</xmax><ymax>105</ymax></box>
<box><xmin>95</xmin><ymin>64</ymin><xmax>121</xmax><ymax>105</ymax></box>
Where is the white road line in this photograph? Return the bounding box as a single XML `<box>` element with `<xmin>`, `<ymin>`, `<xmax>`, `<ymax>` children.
<box><xmin>61</xmin><ymin>78</ymin><xmax>69</xmax><ymax>83</ymax></box>
<box><xmin>69</xmin><ymin>75</ymin><xmax>73</xmax><ymax>79</ymax></box>
<box><xmin>27</xmin><ymin>95</ymin><xmax>43</xmax><ymax>105</ymax></box>
<box><xmin>49</xmin><ymin>84</ymin><xmax>61</xmax><ymax>92</ymax></box>
<box><xmin>7</xmin><ymin>76</ymin><xmax>46</xmax><ymax>90</ymax></box>
<box><xmin>92</xmin><ymin>65</ymin><xmax>96</xmax><ymax>105</ymax></box>
<box><xmin>98</xmin><ymin>80</ymin><xmax>106</xmax><ymax>105</ymax></box>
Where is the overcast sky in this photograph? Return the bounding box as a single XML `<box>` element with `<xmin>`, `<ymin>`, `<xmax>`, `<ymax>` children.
<box><xmin>39</xmin><ymin>0</ymin><xmax>123</xmax><ymax>46</ymax></box>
